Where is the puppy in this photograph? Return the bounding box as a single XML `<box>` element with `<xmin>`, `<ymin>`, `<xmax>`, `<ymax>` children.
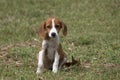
<box><xmin>36</xmin><ymin>18</ymin><xmax>67</xmax><ymax>74</ymax></box>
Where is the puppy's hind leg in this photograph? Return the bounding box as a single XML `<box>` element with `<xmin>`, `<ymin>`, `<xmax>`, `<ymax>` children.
<box><xmin>59</xmin><ymin>57</ymin><xmax>67</xmax><ymax>69</ymax></box>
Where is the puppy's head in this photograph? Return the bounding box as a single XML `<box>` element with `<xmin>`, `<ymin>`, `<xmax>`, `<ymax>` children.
<box><xmin>39</xmin><ymin>18</ymin><xmax>67</xmax><ymax>39</ymax></box>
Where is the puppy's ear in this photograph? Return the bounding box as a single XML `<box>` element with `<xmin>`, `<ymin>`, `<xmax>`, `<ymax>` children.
<box><xmin>39</xmin><ymin>22</ymin><xmax>46</xmax><ymax>39</ymax></box>
<box><xmin>61</xmin><ymin>21</ymin><xmax>67</xmax><ymax>36</ymax></box>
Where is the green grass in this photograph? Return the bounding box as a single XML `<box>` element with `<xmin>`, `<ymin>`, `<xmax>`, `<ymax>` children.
<box><xmin>0</xmin><ymin>0</ymin><xmax>120</xmax><ymax>80</ymax></box>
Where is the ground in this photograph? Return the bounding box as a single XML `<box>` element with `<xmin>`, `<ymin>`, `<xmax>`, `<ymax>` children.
<box><xmin>0</xmin><ymin>0</ymin><xmax>120</xmax><ymax>80</ymax></box>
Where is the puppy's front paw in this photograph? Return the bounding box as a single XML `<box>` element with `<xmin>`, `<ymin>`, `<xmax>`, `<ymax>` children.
<box><xmin>52</xmin><ymin>67</ymin><xmax>58</xmax><ymax>73</ymax></box>
<box><xmin>36</xmin><ymin>68</ymin><xmax>42</xmax><ymax>75</ymax></box>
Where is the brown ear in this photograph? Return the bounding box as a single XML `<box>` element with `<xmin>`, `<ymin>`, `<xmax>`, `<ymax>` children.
<box><xmin>39</xmin><ymin>22</ymin><xmax>46</xmax><ymax>39</ymax></box>
<box><xmin>61</xmin><ymin>21</ymin><xmax>67</xmax><ymax>36</ymax></box>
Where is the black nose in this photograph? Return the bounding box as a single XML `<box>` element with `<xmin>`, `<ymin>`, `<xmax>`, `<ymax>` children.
<box><xmin>51</xmin><ymin>33</ymin><xmax>56</xmax><ymax>37</ymax></box>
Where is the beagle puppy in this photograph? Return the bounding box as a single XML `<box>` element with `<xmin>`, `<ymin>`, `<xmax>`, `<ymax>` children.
<box><xmin>36</xmin><ymin>18</ymin><xmax>67</xmax><ymax>74</ymax></box>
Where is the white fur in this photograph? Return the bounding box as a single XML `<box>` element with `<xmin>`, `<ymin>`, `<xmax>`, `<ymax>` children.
<box><xmin>52</xmin><ymin>51</ymin><xmax>60</xmax><ymax>73</ymax></box>
<box><xmin>36</xmin><ymin>40</ymin><xmax>47</xmax><ymax>74</ymax></box>
<box><xmin>47</xmin><ymin>38</ymin><xmax>59</xmax><ymax>60</ymax></box>
<box><xmin>49</xmin><ymin>18</ymin><xmax>58</xmax><ymax>38</ymax></box>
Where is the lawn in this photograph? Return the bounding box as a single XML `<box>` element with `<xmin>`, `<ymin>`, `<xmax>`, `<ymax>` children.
<box><xmin>0</xmin><ymin>0</ymin><xmax>120</xmax><ymax>80</ymax></box>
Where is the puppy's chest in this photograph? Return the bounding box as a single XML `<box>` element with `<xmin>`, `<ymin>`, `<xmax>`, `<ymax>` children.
<box><xmin>47</xmin><ymin>47</ymin><xmax>55</xmax><ymax>60</ymax></box>
<box><xmin>46</xmin><ymin>40</ymin><xmax>58</xmax><ymax>60</ymax></box>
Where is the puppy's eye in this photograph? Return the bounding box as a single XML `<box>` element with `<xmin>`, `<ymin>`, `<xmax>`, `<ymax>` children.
<box><xmin>47</xmin><ymin>25</ymin><xmax>51</xmax><ymax>29</ymax></box>
<box><xmin>55</xmin><ymin>25</ymin><xmax>60</xmax><ymax>28</ymax></box>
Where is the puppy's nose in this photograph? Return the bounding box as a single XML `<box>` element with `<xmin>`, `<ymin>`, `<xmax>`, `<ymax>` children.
<box><xmin>51</xmin><ymin>32</ymin><xmax>56</xmax><ymax>37</ymax></box>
